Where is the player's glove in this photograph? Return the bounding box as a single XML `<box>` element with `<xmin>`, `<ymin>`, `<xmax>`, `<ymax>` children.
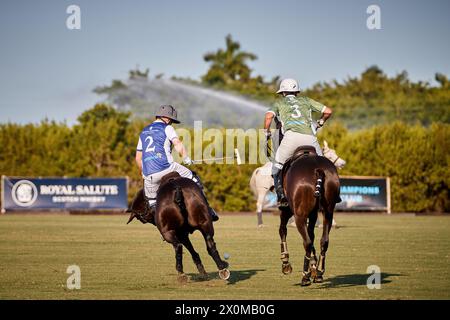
<box><xmin>183</xmin><ymin>157</ymin><xmax>194</xmax><ymax>165</ymax></box>
<box><xmin>316</xmin><ymin>119</ymin><xmax>325</xmax><ymax>128</ymax></box>
<box><xmin>264</xmin><ymin>129</ymin><xmax>272</xmax><ymax>140</ymax></box>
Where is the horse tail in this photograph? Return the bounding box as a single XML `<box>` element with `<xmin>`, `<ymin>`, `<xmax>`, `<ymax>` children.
<box><xmin>314</xmin><ymin>168</ymin><xmax>325</xmax><ymax>198</ymax></box>
<box><xmin>174</xmin><ymin>185</ymin><xmax>188</xmax><ymax>217</ymax></box>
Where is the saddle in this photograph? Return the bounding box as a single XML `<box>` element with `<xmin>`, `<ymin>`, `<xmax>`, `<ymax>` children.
<box><xmin>160</xmin><ymin>172</ymin><xmax>182</xmax><ymax>187</ymax></box>
<box><xmin>292</xmin><ymin>145</ymin><xmax>317</xmax><ymax>159</ymax></box>
<box><xmin>281</xmin><ymin>145</ymin><xmax>318</xmax><ymax>181</ymax></box>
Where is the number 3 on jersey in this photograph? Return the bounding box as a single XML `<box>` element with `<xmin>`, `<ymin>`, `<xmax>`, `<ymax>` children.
<box><xmin>145</xmin><ymin>136</ymin><xmax>155</xmax><ymax>152</ymax></box>
<box><xmin>291</xmin><ymin>104</ymin><xmax>302</xmax><ymax>118</ymax></box>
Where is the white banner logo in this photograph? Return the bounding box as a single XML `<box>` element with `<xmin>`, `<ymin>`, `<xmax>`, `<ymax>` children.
<box><xmin>11</xmin><ymin>180</ymin><xmax>38</xmax><ymax>207</ymax></box>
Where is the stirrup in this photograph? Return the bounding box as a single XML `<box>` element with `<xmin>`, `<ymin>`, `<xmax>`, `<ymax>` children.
<box><xmin>276</xmin><ymin>189</ymin><xmax>289</xmax><ymax>208</ymax></box>
<box><xmin>278</xmin><ymin>199</ymin><xmax>289</xmax><ymax>208</ymax></box>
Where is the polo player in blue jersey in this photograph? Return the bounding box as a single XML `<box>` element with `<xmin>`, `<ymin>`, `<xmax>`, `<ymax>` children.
<box><xmin>135</xmin><ymin>105</ymin><xmax>219</xmax><ymax>221</ymax></box>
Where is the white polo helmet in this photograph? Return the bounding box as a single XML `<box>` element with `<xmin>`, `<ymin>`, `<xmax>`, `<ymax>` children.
<box><xmin>276</xmin><ymin>78</ymin><xmax>300</xmax><ymax>94</ymax></box>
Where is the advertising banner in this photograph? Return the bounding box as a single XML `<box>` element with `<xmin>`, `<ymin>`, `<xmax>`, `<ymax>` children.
<box><xmin>336</xmin><ymin>176</ymin><xmax>391</xmax><ymax>212</ymax></box>
<box><xmin>1</xmin><ymin>176</ymin><xmax>128</xmax><ymax>212</ymax></box>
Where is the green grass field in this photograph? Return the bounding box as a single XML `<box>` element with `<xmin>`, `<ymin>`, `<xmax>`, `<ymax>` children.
<box><xmin>0</xmin><ymin>213</ymin><xmax>449</xmax><ymax>300</ymax></box>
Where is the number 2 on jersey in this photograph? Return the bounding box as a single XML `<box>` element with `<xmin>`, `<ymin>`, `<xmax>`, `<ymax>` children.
<box><xmin>145</xmin><ymin>136</ymin><xmax>155</xmax><ymax>152</ymax></box>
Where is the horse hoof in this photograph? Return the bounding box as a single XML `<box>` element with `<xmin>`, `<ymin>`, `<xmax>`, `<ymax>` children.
<box><xmin>313</xmin><ymin>275</ymin><xmax>323</xmax><ymax>283</ymax></box>
<box><xmin>177</xmin><ymin>273</ymin><xmax>188</xmax><ymax>283</ymax></box>
<box><xmin>301</xmin><ymin>277</ymin><xmax>311</xmax><ymax>286</ymax></box>
<box><xmin>219</xmin><ymin>268</ymin><xmax>231</xmax><ymax>280</ymax></box>
<box><xmin>197</xmin><ymin>264</ymin><xmax>207</xmax><ymax>275</ymax></box>
<box><xmin>282</xmin><ymin>263</ymin><xmax>292</xmax><ymax>275</ymax></box>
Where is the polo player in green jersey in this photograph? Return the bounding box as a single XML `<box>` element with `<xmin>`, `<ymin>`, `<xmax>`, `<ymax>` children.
<box><xmin>264</xmin><ymin>78</ymin><xmax>333</xmax><ymax>207</ymax></box>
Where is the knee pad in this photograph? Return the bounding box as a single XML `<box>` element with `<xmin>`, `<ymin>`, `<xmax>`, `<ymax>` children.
<box><xmin>191</xmin><ymin>171</ymin><xmax>204</xmax><ymax>189</ymax></box>
<box><xmin>147</xmin><ymin>198</ymin><xmax>156</xmax><ymax>207</ymax></box>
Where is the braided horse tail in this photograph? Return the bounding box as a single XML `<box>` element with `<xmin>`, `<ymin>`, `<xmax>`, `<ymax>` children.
<box><xmin>314</xmin><ymin>168</ymin><xmax>325</xmax><ymax>198</ymax></box>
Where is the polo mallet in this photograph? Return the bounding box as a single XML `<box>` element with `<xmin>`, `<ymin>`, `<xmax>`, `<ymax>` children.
<box><xmin>191</xmin><ymin>148</ymin><xmax>242</xmax><ymax>165</ymax></box>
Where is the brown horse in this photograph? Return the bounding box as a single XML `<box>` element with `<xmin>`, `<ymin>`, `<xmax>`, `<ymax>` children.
<box><xmin>127</xmin><ymin>172</ymin><xmax>230</xmax><ymax>282</ymax></box>
<box><xmin>278</xmin><ymin>146</ymin><xmax>341</xmax><ymax>286</ymax></box>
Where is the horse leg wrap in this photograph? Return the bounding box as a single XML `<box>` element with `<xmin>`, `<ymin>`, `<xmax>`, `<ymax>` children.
<box><xmin>281</xmin><ymin>252</ymin><xmax>289</xmax><ymax>263</ymax></box>
<box><xmin>317</xmin><ymin>255</ymin><xmax>326</xmax><ymax>273</ymax></box>
<box><xmin>280</xmin><ymin>242</ymin><xmax>289</xmax><ymax>262</ymax></box>
<box><xmin>303</xmin><ymin>255</ymin><xmax>311</xmax><ymax>273</ymax></box>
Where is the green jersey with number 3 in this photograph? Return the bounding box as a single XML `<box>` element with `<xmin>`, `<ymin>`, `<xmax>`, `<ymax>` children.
<box><xmin>267</xmin><ymin>95</ymin><xmax>326</xmax><ymax>136</ymax></box>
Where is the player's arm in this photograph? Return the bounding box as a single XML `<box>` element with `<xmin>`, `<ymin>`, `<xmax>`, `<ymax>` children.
<box><xmin>172</xmin><ymin>138</ymin><xmax>188</xmax><ymax>159</ymax></box>
<box><xmin>264</xmin><ymin>112</ymin><xmax>275</xmax><ymax>139</ymax></box>
<box><xmin>166</xmin><ymin>125</ymin><xmax>192</xmax><ymax>165</ymax></box>
<box><xmin>264</xmin><ymin>112</ymin><xmax>274</xmax><ymax>131</ymax></box>
<box><xmin>308</xmin><ymin>97</ymin><xmax>332</xmax><ymax>127</ymax></box>
<box><xmin>318</xmin><ymin>106</ymin><xmax>333</xmax><ymax>126</ymax></box>
<box><xmin>135</xmin><ymin>151</ymin><xmax>143</xmax><ymax>172</ymax></box>
<box><xmin>135</xmin><ymin>137</ymin><xmax>143</xmax><ymax>172</ymax></box>
<box><xmin>264</xmin><ymin>104</ymin><xmax>278</xmax><ymax>137</ymax></box>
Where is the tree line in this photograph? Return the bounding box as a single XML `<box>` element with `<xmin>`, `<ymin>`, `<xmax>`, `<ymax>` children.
<box><xmin>200</xmin><ymin>35</ymin><xmax>450</xmax><ymax>129</ymax></box>
<box><xmin>1</xmin><ymin>104</ymin><xmax>448</xmax><ymax>213</ymax></box>
<box><xmin>95</xmin><ymin>35</ymin><xmax>450</xmax><ymax>130</ymax></box>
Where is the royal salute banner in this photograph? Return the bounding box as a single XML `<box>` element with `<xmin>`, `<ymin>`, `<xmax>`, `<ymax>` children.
<box><xmin>336</xmin><ymin>176</ymin><xmax>391</xmax><ymax>213</ymax></box>
<box><xmin>1</xmin><ymin>176</ymin><xmax>128</xmax><ymax>212</ymax></box>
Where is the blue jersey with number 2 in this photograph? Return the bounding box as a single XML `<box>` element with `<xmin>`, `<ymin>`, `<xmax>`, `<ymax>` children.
<box><xmin>138</xmin><ymin>122</ymin><xmax>172</xmax><ymax>176</ymax></box>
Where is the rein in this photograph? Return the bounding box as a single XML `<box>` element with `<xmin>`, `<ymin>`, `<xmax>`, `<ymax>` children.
<box><xmin>265</xmin><ymin>137</ymin><xmax>276</xmax><ymax>163</ymax></box>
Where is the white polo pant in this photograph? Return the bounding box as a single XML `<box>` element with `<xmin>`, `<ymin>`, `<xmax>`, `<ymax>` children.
<box><xmin>143</xmin><ymin>162</ymin><xmax>193</xmax><ymax>202</ymax></box>
<box><xmin>273</xmin><ymin>130</ymin><xmax>323</xmax><ymax>170</ymax></box>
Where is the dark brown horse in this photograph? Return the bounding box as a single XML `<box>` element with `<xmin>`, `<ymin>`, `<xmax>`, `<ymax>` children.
<box><xmin>127</xmin><ymin>172</ymin><xmax>230</xmax><ymax>282</ymax></box>
<box><xmin>278</xmin><ymin>146</ymin><xmax>341</xmax><ymax>286</ymax></box>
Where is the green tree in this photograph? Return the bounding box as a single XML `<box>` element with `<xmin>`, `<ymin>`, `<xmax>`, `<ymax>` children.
<box><xmin>67</xmin><ymin>104</ymin><xmax>131</xmax><ymax>177</ymax></box>
<box><xmin>202</xmin><ymin>34</ymin><xmax>257</xmax><ymax>86</ymax></box>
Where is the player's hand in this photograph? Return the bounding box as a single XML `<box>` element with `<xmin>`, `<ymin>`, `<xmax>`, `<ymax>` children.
<box><xmin>183</xmin><ymin>157</ymin><xmax>194</xmax><ymax>165</ymax></box>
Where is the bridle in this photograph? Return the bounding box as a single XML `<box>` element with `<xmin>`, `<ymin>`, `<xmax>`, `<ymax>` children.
<box><xmin>324</xmin><ymin>150</ymin><xmax>342</xmax><ymax>165</ymax></box>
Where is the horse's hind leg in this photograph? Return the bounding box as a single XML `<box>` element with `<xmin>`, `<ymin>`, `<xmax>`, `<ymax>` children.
<box><xmin>201</xmin><ymin>230</ymin><xmax>229</xmax><ymax>279</ymax></box>
<box><xmin>162</xmin><ymin>231</ymin><xmax>187</xmax><ymax>283</ymax></box>
<box><xmin>180</xmin><ymin>234</ymin><xmax>208</xmax><ymax>279</ymax></box>
<box><xmin>307</xmin><ymin>209</ymin><xmax>319</xmax><ymax>280</ymax></box>
<box><xmin>316</xmin><ymin>206</ymin><xmax>334</xmax><ymax>283</ymax></box>
<box><xmin>279</xmin><ymin>208</ymin><xmax>293</xmax><ymax>274</ymax></box>
<box><xmin>296</xmin><ymin>216</ymin><xmax>314</xmax><ymax>286</ymax></box>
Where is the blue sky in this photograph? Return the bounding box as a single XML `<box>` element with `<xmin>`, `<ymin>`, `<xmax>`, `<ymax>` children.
<box><xmin>0</xmin><ymin>0</ymin><xmax>449</xmax><ymax>124</ymax></box>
